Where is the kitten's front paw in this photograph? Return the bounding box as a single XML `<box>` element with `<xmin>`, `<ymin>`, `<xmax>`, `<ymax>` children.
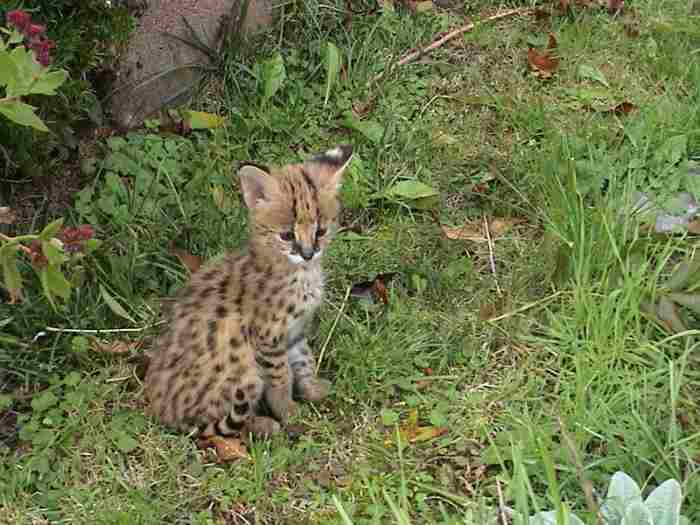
<box><xmin>264</xmin><ymin>385</ymin><xmax>297</xmax><ymax>423</ymax></box>
<box><xmin>245</xmin><ymin>416</ymin><xmax>281</xmax><ymax>438</ymax></box>
<box><xmin>297</xmin><ymin>378</ymin><xmax>331</xmax><ymax>402</ymax></box>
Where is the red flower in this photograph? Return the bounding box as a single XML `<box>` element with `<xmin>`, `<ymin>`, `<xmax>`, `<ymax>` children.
<box><xmin>6</xmin><ymin>9</ymin><xmax>31</xmax><ymax>31</ymax></box>
<box><xmin>26</xmin><ymin>24</ymin><xmax>46</xmax><ymax>38</ymax></box>
<box><xmin>29</xmin><ymin>39</ymin><xmax>56</xmax><ymax>66</ymax></box>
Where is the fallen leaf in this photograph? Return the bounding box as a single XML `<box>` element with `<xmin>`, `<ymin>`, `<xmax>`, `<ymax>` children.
<box><xmin>184</xmin><ymin>111</ymin><xmax>226</xmax><ymax>130</ymax></box>
<box><xmin>532</xmin><ymin>8</ymin><xmax>551</xmax><ymax>21</ymax></box>
<box><xmin>198</xmin><ymin>435</ymin><xmax>249</xmax><ymax>462</ymax></box>
<box><xmin>0</xmin><ymin>207</ymin><xmax>16</xmax><ymax>225</ymax></box>
<box><xmin>478</xmin><ymin>302</ymin><xmax>498</xmax><ymax>320</ymax></box>
<box><xmin>171</xmin><ymin>248</ymin><xmax>203</xmax><ymax>274</ymax></box>
<box><xmin>527</xmin><ymin>47</ymin><xmax>559</xmax><ymax>78</ymax></box>
<box><xmin>387</xmin><ymin>409</ymin><xmax>449</xmax><ymax>444</ymax></box>
<box><xmin>91</xmin><ymin>339</ymin><xmax>141</xmax><ymax>354</ymax></box>
<box><xmin>351</xmin><ymin>273</ymin><xmax>397</xmax><ymax>304</ymax></box>
<box><xmin>442</xmin><ymin>217</ymin><xmax>525</xmax><ymax>242</ymax></box>
<box><xmin>546</xmin><ymin>33</ymin><xmax>558</xmax><ymax>50</ymax></box>
<box><xmin>606</xmin><ymin>101</ymin><xmax>637</xmax><ymax>115</ymax></box>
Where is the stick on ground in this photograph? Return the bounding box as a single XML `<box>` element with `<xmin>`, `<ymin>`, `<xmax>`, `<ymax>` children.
<box><xmin>373</xmin><ymin>7</ymin><xmax>532</xmax><ymax>83</ymax></box>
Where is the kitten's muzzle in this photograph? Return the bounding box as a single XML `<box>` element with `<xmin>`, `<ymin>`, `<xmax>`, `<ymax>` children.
<box><xmin>293</xmin><ymin>242</ymin><xmax>315</xmax><ymax>261</ymax></box>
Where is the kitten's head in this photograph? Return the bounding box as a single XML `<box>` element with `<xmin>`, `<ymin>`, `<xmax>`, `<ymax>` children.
<box><xmin>238</xmin><ymin>145</ymin><xmax>353</xmax><ymax>265</ymax></box>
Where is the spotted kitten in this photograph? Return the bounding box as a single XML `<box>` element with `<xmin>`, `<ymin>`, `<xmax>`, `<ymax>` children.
<box><xmin>145</xmin><ymin>145</ymin><xmax>353</xmax><ymax>437</ymax></box>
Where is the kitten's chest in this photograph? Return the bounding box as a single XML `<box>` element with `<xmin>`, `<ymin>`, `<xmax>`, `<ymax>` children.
<box><xmin>285</xmin><ymin>266</ymin><xmax>323</xmax><ymax>338</ymax></box>
<box><xmin>293</xmin><ymin>266</ymin><xmax>324</xmax><ymax>311</ymax></box>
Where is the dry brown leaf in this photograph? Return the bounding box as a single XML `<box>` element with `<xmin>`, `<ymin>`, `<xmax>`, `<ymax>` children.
<box><xmin>442</xmin><ymin>217</ymin><xmax>525</xmax><ymax>242</ymax></box>
<box><xmin>0</xmin><ymin>207</ymin><xmax>16</xmax><ymax>225</ymax></box>
<box><xmin>546</xmin><ymin>33</ymin><xmax>558</xmax><ymax>50</ymax></box>
<box><xmin>606</xmin><ymin>101</ymin><xmax>637</xmax><ymax>115</ymax></box>
<box><xmin>171</xmin><ymin>248</ymin><xmax>204</xmax><ymax>274</ymax></box>
<box><xmin>687</xmin><ymin>219</ymin><xmax>700</xmax><ymax>234</ymax></box>
<box><xmin>199</xmin><ymin>435</ymin><xmax>249</xmax><ymax>463</ymax></box>
<box><xmin>527</xmin><ymin>47</ymin><xmax>559</xmax><ymax>78</ymax></box>
<box><xmin>91</xmin><ymin>339</ymin><xmax>141</xmax><ymax>354</ymax></box>
<box><xmin>385</xmin><ymin>409</ymin><xmax>449</xmax><ymax>445</ymax></box>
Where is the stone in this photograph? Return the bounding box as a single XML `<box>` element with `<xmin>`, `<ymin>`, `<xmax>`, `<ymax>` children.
<box><xmin>108</xmin><ymin>0</ymin><xmax>273</xmax><ymax>129</ymax></box>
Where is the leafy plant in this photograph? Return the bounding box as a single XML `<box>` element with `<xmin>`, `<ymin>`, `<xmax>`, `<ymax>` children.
<box><xmin>524</xmin><ymin>471</ymin><xmax>689</xmax><ymax>525</ymax></box>
<box><xmin>0</xmin><ymin>219</ymin><xmax>99</xmax><ymax>308</ymax></box>
<box><xmin>0</xmin><ymin>9</ymin><xmax>68</xmax><ymax>131</ymax></box>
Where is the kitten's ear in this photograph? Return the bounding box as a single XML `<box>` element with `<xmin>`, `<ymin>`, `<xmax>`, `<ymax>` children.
<box><xmin>238</xmin><ymin>164</ymin><xmax>276</xmax><ymax>208</ymax></box>
<box><xmin>305</xmin><ymin>145</ymin><xmax>353</xmax><ymax>192</ymax></box>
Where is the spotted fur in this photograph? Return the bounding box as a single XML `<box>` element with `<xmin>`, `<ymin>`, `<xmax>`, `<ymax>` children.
<box><xmin>145</xmin><ymin>145</ymin><xmax>353</xmax><ymax>437</ymax></box>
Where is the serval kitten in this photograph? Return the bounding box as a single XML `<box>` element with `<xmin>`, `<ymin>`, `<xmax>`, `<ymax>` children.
<box><xmin>145</xmin><ymin>145</ymin><xmax>353</xmax><ymax>437</ymax></box>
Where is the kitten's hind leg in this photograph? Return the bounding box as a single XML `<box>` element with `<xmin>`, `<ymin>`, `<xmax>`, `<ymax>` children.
<box><xmin>289</xmin><ymin>338</ymin><xmax>331</xmax><ymax>402</ymax></box>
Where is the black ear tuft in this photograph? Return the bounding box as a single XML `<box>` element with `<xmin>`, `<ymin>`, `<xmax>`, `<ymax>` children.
<box><xmin>311</xmin><ymin>145</ymin><xmax>353</xmax><ymax>167</ymax></box>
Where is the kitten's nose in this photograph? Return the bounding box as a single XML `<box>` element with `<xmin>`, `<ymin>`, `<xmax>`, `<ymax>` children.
<box><xmin>300</xmin><ymin>246</ymin><xmax>314</xmax><ymax>261</ymax></box>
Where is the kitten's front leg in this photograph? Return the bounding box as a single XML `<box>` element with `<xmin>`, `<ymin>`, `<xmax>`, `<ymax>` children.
<box><xmin>289</xmin><ymin>337</ymin><xmax>331</xmax><ymax>402</ymax></box>
<box><xmin>257</xmin><ymin>333</ymin><xmax>297</xmax><ymax>424</ymax></box>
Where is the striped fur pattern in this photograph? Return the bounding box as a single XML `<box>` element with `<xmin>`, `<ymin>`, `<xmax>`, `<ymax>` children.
<box><xmin>145</xmin><ymin>145</ymin><xmax>353</xmax><ymax>437</ymax></box>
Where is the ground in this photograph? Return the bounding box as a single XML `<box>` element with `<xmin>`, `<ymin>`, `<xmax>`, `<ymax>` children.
<box><xmin>1</xmin><ymin>1</ymin><xmax>700</xmax><ymax>524</ymax></box>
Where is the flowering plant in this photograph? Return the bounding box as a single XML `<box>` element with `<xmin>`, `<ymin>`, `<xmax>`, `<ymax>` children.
<box><xmin>0</xmin><ymin>9</ymin><xmax>68</xmax><ymax>131</ymax></box>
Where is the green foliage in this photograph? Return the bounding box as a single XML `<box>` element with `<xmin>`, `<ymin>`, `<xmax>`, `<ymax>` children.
<box><xmin>0</xmin><ymin>1</ymin><xmax>134</xmax><ymax>178</ymax></box>
<box><xmin>0</xmin><ymin>20</ymin><xmax>68</xmax><ymax>131</ymax></box>
<box><xmin>0</xmin><ymin>220</ymin><xmax>99</xmax><ymax>308</ymax></box>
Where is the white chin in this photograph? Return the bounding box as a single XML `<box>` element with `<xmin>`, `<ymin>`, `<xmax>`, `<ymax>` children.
<box><xmin>286</xmin><ymin>251</ymin><xmax>323</xmax><ymax>265</ymax></box>
<box><xmin>287</xmin><ymin>254</ymin><xmax>306</xmax><ymax>265</ymax></box>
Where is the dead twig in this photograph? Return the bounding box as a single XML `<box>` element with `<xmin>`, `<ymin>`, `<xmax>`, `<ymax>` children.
<box><xmin>559</xmin><ymin>418</ymin><xmax>604</xmax><ymax>524</ymax></box>
<box><xmin>496</xmin><ymin>479</ymin><xmax>509</xmax><ymax>525</ymax></box>
<box><xmin>316</xmin><ymin>285</ymin><xmax>351</xmax><ymax>374</ymax></box>
<box><xmin>372</xmin><ymin>7</ymin><xmax>532</xmax><ymax>83</ymax></box>
<box><xmin>483</xmin><ymin>213</ymin><xmax>502</xmax><ymax>296</ymax></box>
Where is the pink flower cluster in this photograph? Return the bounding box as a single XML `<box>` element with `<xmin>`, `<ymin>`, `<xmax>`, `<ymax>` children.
<box><xmin>6</xmin><ymin>9</ymin><xmax>56</xmax><ymax>66</ymax></box>
<box><xmin>60</xmin><ymin>225</ymin><xmax>95</xmax><ymax>253</ymax></box>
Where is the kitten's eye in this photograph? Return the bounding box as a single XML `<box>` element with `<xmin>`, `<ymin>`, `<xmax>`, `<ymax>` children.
<box><xmin>316</xmin><ymin>227</ymin><xmax>327</xmax><ymax>239</ymax></box>
<box><xmin>279</xmin><ymin>231</ymin><xmax>294</xmax><ymax>242</ymax></box>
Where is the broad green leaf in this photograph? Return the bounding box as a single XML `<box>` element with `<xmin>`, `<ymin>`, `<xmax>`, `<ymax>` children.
<box><xmin>63</xmin><ymin>371</ymin><xmax>82</xmax><ymax>387</ymax></box>
<box><xmin>620</xmin><ymin>502</ymin><xmax>654</xmax><ymax>525</ymax></box>
<box><xmin>0</xmin><ymin>100</ymin><xmax>49</xmax><ymax>131</ymax></box>
<box><xmin>31</xmin><ymin>390</ymin><xmax>58</xmax><ymax>412</ymax></box>
<box><xmin>31</xmin><ymin>69</ymin><xmax>69</xmax><ymax>95</ymax></box>
<box><xmin>100</xmin><ymin>284</ymin><xmax>136</xmax><ymax>324</ymax></box>
<box><xmin>0</xmin><ymin>394</ymin><xmax>12</xmax><ymax>411</ymax></box>
<box><xmin>342</xmin><ymin>111</ymin><xmax>384</xmax><ymax>143</ymax></box>
<box><xmin>38</xmin><ymin>267</ymin><xmax>56</xmax><ymax>310</ymax></box>
<box><xmin>41</xmin><ymin>240</ymin><xmax>67</xmax><ymax>266</ymax></box>
<box><xmin>39</xmin><ymin>218</ymin><xmax>64</xmax><ymax>240</ymax></box>
<box><xmin>577</xmin><ymin>64</ymin><xmax>609</xmax><ymax>87</ymax></box>
<box><xmin>114</xmin><ymin>431</ymin><xmax>139</xmax><ymax>453</ymax></box>
<box><xmin>323</xmin><ymin>42</ymin><xmax>341</xmax><ymax>107</ymax></box>
<box><xmin>6</xmin><ymin>46</ymin><xmax>42</xmax><ymax>96</ymax></box>
<box><xmin>385</xmin><ymin>180</ymin><xmax>439</xmax><ymax>200</ymax></box>
<box><xmin>0</xmin><ymin>48</ymin><xmax>17</xmax><ymax>86</ymax></box>
<box><xmin>184</xmin><ymin>110</ymin><xmax>226</xmax><ymax>130</ymax></box>
<box><xmin>46</xmin><ymin>265</ymin><xmax>71</xmax><ymax>300</ymax></box>
<box><xmin>656</xmin><ymin>135</ymin><xmax>687</xmax><ymax>166</ymax></box>
<box><xmin>0</xmin><ymin>246</ymin><xmax>22</xmax><ymax>302</ymax></box>
<box><xmin>645</xmin><ymin>479</ymin><xmax>682</xmax><ymax>525</ymax></box>
<box><xmin>602</xmin><ymin>471</ymin><xmax>643</xmax><ymax>525</ymax></box>
<box><xmin>260</xmin><ymin>53</ymin><xmax>286</xmax><ymax>102</ymax></box>
<box><xmin>380</xmin><ymin>408</ymin><xmax>399</xmax><ymax>426</ymax></box>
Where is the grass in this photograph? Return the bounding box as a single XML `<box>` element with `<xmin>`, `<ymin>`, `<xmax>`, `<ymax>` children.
<box><xmin>2</xmin><ymin>0</ymin><xmax>700</xmax><ymax>523</ymax></box>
